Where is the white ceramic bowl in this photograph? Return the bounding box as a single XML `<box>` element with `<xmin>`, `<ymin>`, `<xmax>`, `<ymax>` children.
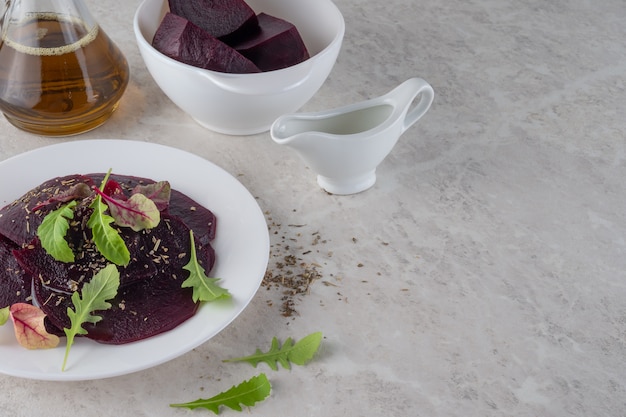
<box><xmin>134</xmin><ymin>0</ymin><xmax>345</xmax><ymax>135</ymax></box>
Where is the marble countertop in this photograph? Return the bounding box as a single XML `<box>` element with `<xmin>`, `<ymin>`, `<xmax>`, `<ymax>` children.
<box><xmin>1</xmin><ymin>0</ymin><xmax>625</xmax><ymax>415</ymax></box>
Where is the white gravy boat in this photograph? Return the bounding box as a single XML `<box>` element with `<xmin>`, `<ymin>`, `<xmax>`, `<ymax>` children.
<box><xmin>270</xmin><ymin>77</ymin><xmax>434</xmax><ymax>194</ymax></box>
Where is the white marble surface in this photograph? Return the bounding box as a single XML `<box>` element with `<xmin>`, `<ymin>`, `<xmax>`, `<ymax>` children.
<box><xmin>1</xmin><ymin>0</ymin><xmax>626</xmax><ymax>415</ymax></box>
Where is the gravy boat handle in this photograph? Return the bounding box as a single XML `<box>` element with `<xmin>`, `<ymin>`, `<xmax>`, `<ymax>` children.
<box><xmin>401</xmin><ymin>78</ymin><xmax>435</xmax><ymax>134</ymax></box>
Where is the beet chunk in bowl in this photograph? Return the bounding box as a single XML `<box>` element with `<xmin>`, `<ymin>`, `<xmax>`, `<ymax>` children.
<box><xmin>133</xmin><ymin>0</ymin><xmax>345</xmax><ymax>135</ymax></box>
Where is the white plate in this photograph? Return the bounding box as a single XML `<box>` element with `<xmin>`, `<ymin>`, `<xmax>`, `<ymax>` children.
<box><xmin>0</xmin><ymin>139</ymin><xmax>269</xmax><ymax>381</ymax></box>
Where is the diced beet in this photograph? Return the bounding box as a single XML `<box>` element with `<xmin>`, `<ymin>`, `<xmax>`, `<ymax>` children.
<box><xmin>153</xmin><ymin>12</ymin><xmax>260</xmax><ymax>74</ymax></box>
<box><xmin>231</xmin><ymin>13</ymin><xmax>310</xmax><ymax>71</ymax></box>
<box><xmin>168</xmin><ymin>0</ymin><xmax>258</xmax><ymax>43</ymax></box>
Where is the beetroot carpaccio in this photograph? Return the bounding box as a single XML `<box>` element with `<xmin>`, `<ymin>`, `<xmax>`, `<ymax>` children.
<box><xmin>0</xmin><ymin>173</ymin><xmax>217</xmax><ymax>345</ymax></box>
<box><xmin>152</xmin><ymin>0</ymin><xmax>309</xmax><ymax>73</ymax></box>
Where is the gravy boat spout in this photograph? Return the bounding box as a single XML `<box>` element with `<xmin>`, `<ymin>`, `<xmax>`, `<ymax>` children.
<box><xmin>270</xmin><ymin>77</ymin><xmax>434</xmax><ymax>195</ymax></box>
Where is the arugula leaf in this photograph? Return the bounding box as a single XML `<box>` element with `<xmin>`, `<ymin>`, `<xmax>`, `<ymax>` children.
<box><xmin>62</xmin><ymin>264</ymin><xmax>120</xmax><ymax>371</ymax></box>
<box><xmin>223</xmin><ymin>332</ymin><xmax>323</xmax><ymax>370</ymax></box>
<box><xmin>88</xmin><ymin>171</ymin><xmax>131</xmax><ymax>266</ymax></box>
<box><xmin>182</xmin><ymin>230</ymin><xmax>230</xmax><ymax>303</ymax></box>
<box><xmin>37</xmin><ymin>200</ymin><xmax>78</xmax><ymax>263</ymax></box>
<box><xmin>0</xmin><ymin>306</ymin><xmax>9</xmax><ymax>326</ymax></box>
<box><xmin>170</xmin><ymin>373</ymin><xmax>271</xmax><ymax>414</ymax></box>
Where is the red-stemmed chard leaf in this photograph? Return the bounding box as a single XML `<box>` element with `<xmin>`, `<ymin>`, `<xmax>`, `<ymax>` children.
<box><xmin>31</xmin><ymin>182</ymin><xmax>91</xmax><ymax>212</ymax></box>
<box><xmin>93</xmin><ymin>187</ymin><xmax>161</xmax><ymax>232</ymax></box>
<box><xmin>132</xmin><ymin>181</ymin><xmax>171</xmax><ymax>211</ymax></box>
<box><xmin>9</xmin><ymin>303</ymin><xmax>60</xmax><ymax>350</ymax></box>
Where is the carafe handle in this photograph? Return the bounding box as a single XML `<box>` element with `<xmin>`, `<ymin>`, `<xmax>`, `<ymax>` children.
<box><xmin>0</xmin><ymin>1</ymin><xmax>11</xmax><ymax>33</ymax></box>
<box><xmin>0</xmin><ymin>1</ymin><xmax>8</xmax><ymax>28</ymax></box>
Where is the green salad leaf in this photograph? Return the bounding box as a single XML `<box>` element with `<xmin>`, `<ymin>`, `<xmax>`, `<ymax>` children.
<box><xmin>10</xmin><ymin>303</ymin><xmax>60</xmax><ymax>350</ymax></box>
<box><xmin>132</xmin><ymin>181</ymin><xmax>171</xmax><ymax>210</ymax></box>
<box><xmin>37</xmin><ymin>200</ymin><xmax>78</xmax><ymax>263</ymax></box>
<box><xmin>62</xmin><ymin>264</ymin><xmax>120</xmax><ymax>371</ymax></box>
<box><xmin>170</xmin><ymin>373</ymin><xmax>271</xmax><ymax>414</ymax></box>
<box><xmin>36</xmin><ymin>169</ymin><xmax>165</xmax><ymax>265</ymax></box>
<box><xmin>223</xmin><ymin>332</ymin><xmax>323</xmax><ymax>370</ymax></box>
<box><xmin>94</xmin><ymin>186</ymin><xmax>161</xmax><ymax>232</ymax></box>
<box><xmin>88</xmin><ymin>171</ymin><xmax>131</xmax><ymax>266</ymax></box>
<box><xmin>182</xmin><ymin>230</ymin><xmax>230</xmax><ymax>302</ymax></box>
<box><xmin>31</xmin><ymin>182</ymin><xmax>91</xmax><ymax>212</ymax></box>
<box><xmin>0</xmin><ymin>306</ymin><xmax>9</xmax><ymax>326</ymax></box>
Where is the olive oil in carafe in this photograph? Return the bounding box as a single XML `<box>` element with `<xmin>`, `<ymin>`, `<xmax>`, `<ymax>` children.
<box><xmin>0</xmin><ymin>13</ymin><xmax>129</xmax><ymax>136</ymax></box>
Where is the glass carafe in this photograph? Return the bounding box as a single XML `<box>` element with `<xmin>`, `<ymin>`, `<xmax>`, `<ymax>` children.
<box><xmin>0</xmin><ymin>0</ymin><xmax>129</xmax><ymax>136</ymax></box>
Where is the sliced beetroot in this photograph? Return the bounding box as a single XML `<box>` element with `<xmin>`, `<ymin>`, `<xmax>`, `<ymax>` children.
<box><xmin>168</xmin><ymin>0</ymin><xmax>258</xmax><ymax>43</ymax></box>
<box><xmin>14</xmin><ymin>231</ymin><xmax>158</xmax><ymax>292</ymax></box>
<box><xmin>81</xmin><ymin>173</ymin><xmax>217</xmax><ymax>248</ymax></box>
<box><xmin>168</xmin><ymin>189</ymin><xmax>217</xmax><ymax>246</ymax></box>
<box><xmin>32</xmin><ymin>213</ymin><xmax>212</xmax><ymax>344</ymax></box>
<box><xmin>33</xmin><ymin>268</ymin><xmax>199</xmax><ymax>345</ymax></box>
<box><xmin>12</xmin><ymin>192</ymin><xmax>159</xmax><ymax>291</ymax></box>
<box><xmin>84</xmin><ymin>173</ymin><xmax>216</xmax><ymax>245</ymax></box>
<box><xmin>153</xmin><ymin>12</ymin><xmax>260</xmax><ymax>74</ymax></box>
<box><xmin>15</xmin><ymin>205</ymin><xmax>215</xmax><ymax>293</ymax></box>
<box><xmin>0</xmin><ymin>174</ymin><xmax>96</xmax><ymax>246</ymax></box>
<box><xmin>1</xmin><ymin>171</ymin><xmax>218</xmax><ymax>345</ymax></box>
<box><xmin>0</xmin><ymin>172</ymin><xmax>216</xmax><ymax>251</ymax></box>
<box><xmin>89</xmin><ymin>173</ymin><xmax>217</xmax><ymax>246</ymax></box>
<box><xmin>232</xmin><ymin>13</ymin><xmax>310</xmax><ymax>71</ymax></box>
<box><xmin>0</xmin><ymin>236</ymin><xmax>31</xmax><ymax>307</ymax></box>
<box><xmin>82</xmin><ymin>274</ymin><xmax>199</xmax><ymax>344</ymax></box>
